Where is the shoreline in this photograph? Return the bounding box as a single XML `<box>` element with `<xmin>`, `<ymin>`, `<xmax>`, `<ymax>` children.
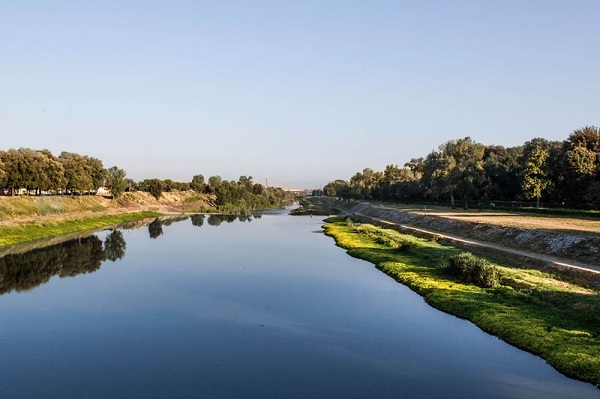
<box><xmin>0</xmin><ymin>211</ymin><xmax>163</xmax><ymax>249</ymax></box>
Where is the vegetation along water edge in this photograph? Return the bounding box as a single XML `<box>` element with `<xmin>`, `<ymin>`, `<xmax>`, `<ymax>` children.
<box><xmin>323</xmin><ymin>217</ymin><xmax>600</xmax><ymax>388</ymax></box>
<box><xmin>0</xmin><ymin>211</ymin><xmax>162</xmax><ymax>248</ymax></box>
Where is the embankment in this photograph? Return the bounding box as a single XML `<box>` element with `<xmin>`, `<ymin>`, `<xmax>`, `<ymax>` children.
<box><xmin>343</xmin><ymin>203</ymin><xmax>600</xmax><ymax>270</ymax></box>
<box><xmin>0</xmin><ymin>191</ymin><xmax>214</xmax><ymax>248</ymax></box>
<box><xmin>0</xmin><ymin>191</ymin><xmax>213</xmax><ymax>223</ymax></box>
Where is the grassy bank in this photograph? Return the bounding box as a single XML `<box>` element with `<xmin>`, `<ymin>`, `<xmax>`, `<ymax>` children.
<box><xmin>291</xmin><ymin>197</ymin><xmax>358</xmax><ymax>215</ymax></box>
<box><xmin>0</xmin><ymin>211</ymin><xmax>161</xmax><ymax>247</ymax></box>
<box><xmin>324</xmin><ymin>217</ymin><xmax>600</xmax><ymax>387</ymax></box>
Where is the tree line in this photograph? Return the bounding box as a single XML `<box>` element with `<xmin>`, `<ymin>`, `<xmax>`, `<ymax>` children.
<box><xmin>323</xmin><ymin>126</ymin><xmax>600</xmax><ymax>210</ymax></box>
<box><xmin>0</xmin><ymin>148</ymin><xmax>293</xmax><ymax>212</ymax></box>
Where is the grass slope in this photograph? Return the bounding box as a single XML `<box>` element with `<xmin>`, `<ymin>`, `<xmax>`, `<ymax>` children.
<box><xmin>0</xmin><ymin>211</ymin><xmax>161</xmax><ymax>247</ymax></box>
<box><xmin>324</xmin><ymin>217</ymin><xmax>600</xmax><ymax>388</ymax></box>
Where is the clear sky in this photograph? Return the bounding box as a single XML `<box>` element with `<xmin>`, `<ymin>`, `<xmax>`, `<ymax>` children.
<box><xmin>1</xmin><ymin>1</ymin><xmax>599</xmax><ymax>189</ymax></box>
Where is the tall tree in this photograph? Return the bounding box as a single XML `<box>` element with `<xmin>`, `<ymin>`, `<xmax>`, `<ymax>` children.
<box><xmin>148</xmin><ymin>179</ymin><xmax>164</xmax><ymax>200</ymax></box>
<box><xmin>59</xmin><ymin>152</ymin><xmax>94</xmax><ymax>193</ymax></box>
<box><xmin>0</xmin><ymin>153</ymin><xmax>5</xmax><ymax>189</ymax></box>
<box><xmin>190</xmin><ymin>174</ymin><xmax>205</xmax><ymax>192</ymax></box>
<box><xmin>432</xmin><ymin>137</ymin><xmax>485</xmax><ymax>209</ymax></box>
<box><xmin>105</xmin><ymin>166</ymin><xmax>127</xmax><ymax>199</ymax></box>
<box><xmin>482</xmin><ymin>145</ymin><xmax>523</xmax><ymax>201</ymax></box>
<box><xmin>521</xmin><ymin>143</ymin><xmax>550</xmax><ymax>208</ymax></box>
<box><xmin>566</xmin><ymin>126</ymin><xmax>600</xmax><ymax>208</ymax></box>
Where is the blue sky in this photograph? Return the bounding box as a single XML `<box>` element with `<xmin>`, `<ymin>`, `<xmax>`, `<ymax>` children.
<box><xmin>1</xmin><ymin>1</ymin><xmax>599</xmax><ymax>188</ymax></box>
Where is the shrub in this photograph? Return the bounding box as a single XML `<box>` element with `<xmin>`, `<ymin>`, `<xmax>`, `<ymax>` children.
<box><xmin>441</xmin><ymin>252</ymin><xmax>499</xmax><ymax>288</ymax></box>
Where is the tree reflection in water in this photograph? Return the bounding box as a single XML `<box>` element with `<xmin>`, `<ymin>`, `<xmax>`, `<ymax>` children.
<box><xmin>148</xmin><ymin>218</ymin><xmax>163</xmax><ymax>239</ymax></box>
<box><xmin>204</xmin><ymin>214</ymin><xmax>253</xmax><ymax>227</ymax></box>
<box><xmin>1</xmin><ymin>213</ymin><xmax>262</xmax><ymax>298</ymax></box>
<box><xmin>0</xmin><ymin>235</ymin><xmax>112</xmax><ymax>295</ymax></box>
<box><xmin>104</xmin><ymin>230</ymin><xmax>127</xmax><ymax>262</ymax></box>
<box><xmin>190</xmin><ymin>214</ymin><xmax>204</xmax><ymax>227</ymax></box>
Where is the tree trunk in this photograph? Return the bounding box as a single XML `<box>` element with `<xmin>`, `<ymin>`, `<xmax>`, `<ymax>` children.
<box><xmin>450</xmin><ymin>192</ymin><xmax>455</xmax><ymax>209</ymax></box>
<box><xmin>536</xmin><ymin>196</ymin><xmax>540</xmax><ymax>208</ymax></box>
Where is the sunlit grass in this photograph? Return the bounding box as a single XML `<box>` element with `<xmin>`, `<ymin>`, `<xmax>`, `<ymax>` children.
<box><xmin>0</xmin><ymin>211</ymin><xmax>161</xmax><ymax>247</ymax></box>
<box><xmin>324</xmin><ymin>217</ymin><xmax>600</xmax><ymax>387</ymax></box>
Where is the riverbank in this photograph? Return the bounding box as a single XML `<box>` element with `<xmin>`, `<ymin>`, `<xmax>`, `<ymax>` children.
<box><xmin>0</xmin><ymin>211</ymin><xmax>162</xmax><ymax>248</ymax></box>
<box><xmin>0</xmin><ymin>191</ymin><xmax>213</xmax><ymax>223</ymax></box>
<box><xmin>324</xmin><ymin>217</ymin><xmax>600</xmax><ymax>388</ymax></box>
<box><xmin>343</xmin><ymin>203</ymin><xmax>600</xmax><ymax>268</ymax></box>
<box><xmin>0</xmin><ymin>191</ymin><xmax>215</xmax><ymax>247</ymax></box>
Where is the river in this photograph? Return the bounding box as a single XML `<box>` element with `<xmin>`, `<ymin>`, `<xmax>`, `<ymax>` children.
<box><xmin>0</xmin><ymin>211</ymin><xmax>597</xmax><ymax>398</ymax></box>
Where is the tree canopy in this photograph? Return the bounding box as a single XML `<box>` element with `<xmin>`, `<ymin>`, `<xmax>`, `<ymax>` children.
<box><xmin>324</xmin><ymin>126</ymin><xmax>600</xmax><ymax>210</ymax></box>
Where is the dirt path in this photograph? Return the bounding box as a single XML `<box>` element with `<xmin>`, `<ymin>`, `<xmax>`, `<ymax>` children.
<box><xmin>353</xmin><ymin>211</ymin><xmax>600</xmax><ymax>275</ymax></box>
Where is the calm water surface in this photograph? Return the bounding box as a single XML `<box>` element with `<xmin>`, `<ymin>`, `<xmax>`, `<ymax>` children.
<box><xmin>0</xmin><ymin>211</ymin><xmax>598</xmax><ymax>398</ymax></box>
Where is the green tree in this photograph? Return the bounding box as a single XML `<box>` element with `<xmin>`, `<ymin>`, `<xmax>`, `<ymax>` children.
<box><xmin>521</xmin><ymin>144</ymin><xmax>550</xmax><ymax>208</ymax></box>
<box><xmin>0</xmin><ymin>153</ymin><xmax>5</xmax><ymax>188</ymax></box>
<box><xmin>85</xmin><ymin>156</ymin><xmax>105</xmax><ymax>191</ymax></box>
<box><xmin>59</xmin><ymin>152</ymin><xmax>94</xmax><ymax>194</ymax></box>
<box><xmin>207</xmin><ymin>175</ymin><xmax>222</xmax><ymax>194</ymax></box>
<box><xmin>482</xmin><ymin>145</ymin><xmax>523</xmax><ymax>201</ymax></box>
<box><xmin>148</xmin><ymin>179</ymin><xmax>164</xmax><ymax>200</ymax></box>
<box><xmin>105</xmin><ymin>166</ymin><xmax>127</xmax><ymax>199</ymax></box>
<box><xmin>565</xmin><ymin>126</ymin><xmax>600</xmax><ymax>208</ymax></box>
<box><xmin>432</xmin><ymin>138</ymin><xmax>485</xmax><ymax>209</ymax></box>
<box><xmin>190</xmin><ymin>174</ymin><xmax>205</xmax><ymax>192</ymax></box>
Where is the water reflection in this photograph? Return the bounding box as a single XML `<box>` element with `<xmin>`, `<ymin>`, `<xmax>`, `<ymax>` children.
<box><xmin>0</xmin><ymin>235</ymin><xmax>108</xmax><ymax>295</ymax></box>
<box><xmin>205</xmin><ymin>214</ymin><xmax>255</xmax><ymax>226</ymax></box>
<box><xmin>148</xmin><ymin>218</ymin><xmax>164</xmax><ymax>239</ymax></box>
<box><xmin>2</xmin><ymin>214</ymin><xmax>266</xmax><ymax>296</ymax></box>
<box><xmin>190</xmin><ymin>214</ymin><xmax>204</xmax><ymax>227</ymax></box>
<box><xmin>104</xmin><ymin>231</ymin><xmax>126</xmax><ymax>262</ymax></box>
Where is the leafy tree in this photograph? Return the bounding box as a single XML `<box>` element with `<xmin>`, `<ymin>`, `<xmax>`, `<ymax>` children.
<box><xmin>349</xmin><ymin>168</ymin><xmax>382</xmax><ymax>200</ymax></box>
<box><xmin>565</xmin><ymin>126</ymin><xmax>600</xmax><ymax>207</ymax></box>
<box><xmin>521</xmin><ymin>143</ymin><xmax>550</xmax><ymax>208</ymax></box>
<box><xmin>37</xmin><ymin>150</ymin><xmax>66</xmax><ymax>194</ymax></box>
<box><xmin>85</xmin><ymin>156</ymin><xmax>105</xmax><ymax>191</ymax></box>
<box><xmin>0</xmin><ymin>154</ymin><xmax>5</xmax><ymax>188</ymax></box>
<box><xmin>482</xmin><ymin>145</ymin><xmax>523</xmax><ymax>201</ymax></box>
<box><xmin>206</xmin><ymin>175</ymin><xmax>222</xmax><ymax>194</ymax></box>
<box><xmin>432</xmin><ymin>137</ymin><xmax>485</xmax><ymax>209</ymax></box>
<box><xmin>105</xmin><ymin>166</ymin><xmax>127</xmax><ymax>199</ymax></box>
<box><xmin>59</xmin><ymin>152</ymin><xmax>94</xmax><ymax>194</ymax></box>
<box><xmin>148</xmin><ymin>179</ymin><xmax>164</xmax><ymax>200</ymax></box>
<box><xmin>190</xmin><ymin>174</ymin><xmax>205</xmax><ymax>192</ymax></box>
<box><xmin>124</xmin><ymin>178</ymin><xmax>137</xmax><ymax>192</ymax></box>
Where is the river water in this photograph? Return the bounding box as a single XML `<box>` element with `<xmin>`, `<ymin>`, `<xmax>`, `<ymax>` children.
<box><xmin>0</xmin><ymin>211</ymin><xmax>598</xmax><ymax>398</ymax></box>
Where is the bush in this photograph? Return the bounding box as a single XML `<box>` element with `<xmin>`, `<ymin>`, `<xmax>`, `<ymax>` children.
<box><xmin>441</xmin><ymin>252</ymin><xmax>499</xmax><ymax>288</ymax></box>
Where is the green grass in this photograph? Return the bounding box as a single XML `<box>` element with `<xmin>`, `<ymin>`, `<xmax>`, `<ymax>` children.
<box><xmin>291</xmin><ymin>197</ymin><xmax>358</xmax><ymax>215</ymax></box>
<box><xmin>324</xmin><ymin>217</ymin><xmax>600</xmax><ymax>387</ymax></box>
<box><xmin>0</xmin><ymin>211</ymin><xmax>162</xmax><ymax>247</ymax></box>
